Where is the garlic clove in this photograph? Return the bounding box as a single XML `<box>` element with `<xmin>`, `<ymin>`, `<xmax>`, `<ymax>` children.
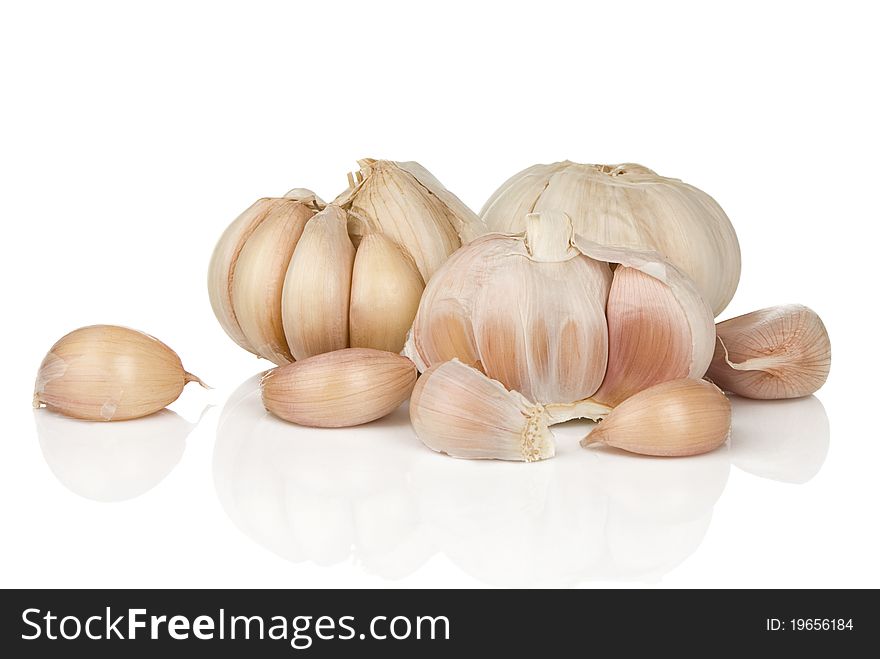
<box><xmin>409</xmin><ymin>359</ymin><xmax>555</xmax><ymax>462</ymax></box>
<box><xmin>33</xmin><ymin>325</ymin><xmax>206</xmax><ymax>421</ymax></box>
<box><xmin>480</xmin><ymin>162</ymin><xmax>740</xmax><ymax>315</ymax></box>
<box><xmin>230</xmin><ymin>201</ymin><xmax>313</xmax><ymax>364</ymax></box>
<box><xmin>575</xmin><ymin>237</ymin><xmax>716</xmax><ymax>407</ymax></box>
<box><xmin>706</xmin><ymin>304</ymin><xmax>831</xmax><ymax>399</ymax></box>
<box><xmin>349</xmin><ymin>233</ymin><xmax>425</xmax><ymax>354</ymax></box>
<box><xmin>470</xmin><ymin>212</ymin><xmax>611</xmax><ymax>404</ymax></box>
<box><xmin>334</xmin><ymin>159</ymin><xmax>478</xmax><ymax>281</ymax></box>
<box><xmin>582</xmin><ymin>378</ymin><xmax>731</xmax><ymax>457</ymax></box>
<box><xmin>282</xmin><ymin>205</ymin><xmax>355</xmax><ymax>361</ymax></box>
<box><xmin>208</xmin><ymin>198</ymin><xmax>296</xmax><ymax>355</ymax></box>
<box><xmin>261</xmin><ymin>348</ymin><xmax>416</xmax><ymax>428</ymax></box>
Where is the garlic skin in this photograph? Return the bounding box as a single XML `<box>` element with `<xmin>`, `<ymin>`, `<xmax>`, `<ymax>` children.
<box><xmin>707</xmin><ymin>304</ymin><xmax>831</xmax><ymax>399</ymax></box>
<box><xmin>409</xmin><ymin>359</ymin><xmax>555</xmax><ymax>462</ymax></box>
<box><xmin>480</xmin><ymin>162</ymin><xmax>740</xmax><ymax>316</ymax></box>
<box><xmin>582</xmin><ymin>379</ymin><xmax>731</xmax><ymax>457</ymax></box>
<box><xmin>209</xmin><ymin>160</ymin><xmax>480</xmax><ymax>363</ymax></box>
<box><xmin>261</xmin><ymin>348</ymin><xmax>417</xmax><ymax>428</ymax></box>
<box><xmin>33</xmin><ymin>325</ymin><xmax>205</xmax><ymax>421</ymax></box>
<box><xmin>406</xmin><ymin>211</ymin><xmax>715</xmax><ymax>419</ymax></box>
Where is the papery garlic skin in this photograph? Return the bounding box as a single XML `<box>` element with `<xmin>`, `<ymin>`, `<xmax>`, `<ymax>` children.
<box><xmin>261</xmin><ymin>348</ymin><xmax>416</xmax><ymax>428</ymax></box>
<box><xmin>582</xmin><ymin>379</ymin><xmax>731</xmax><ymax>457</ymax></box>
<box><xmin>33</xmin><ymin>325</ymin><xmax>205</xmax><ymax>421</ymax></box>
<box><xmin>706</xmin><ymin>304</ymin><xmax>831</xmax><ymax>399</ymax></box>
<box><xmin>209</xmin><ymin>159</ymin><xmax>480</xmax><ymax>362</ymax></box>
<box><xmin>407</xmin><ymin>211</ymin><xmax>715</xmax><ymax>416</ymax></box>
<box><xmin>480</xmin><ymin>162</ymin><xmax>740</xmax><ymax>316</ymax></box>
<box><xmin>410</xmin><ymin>360</ymin><xmax>554</xmax><ymax>462</ymax></box>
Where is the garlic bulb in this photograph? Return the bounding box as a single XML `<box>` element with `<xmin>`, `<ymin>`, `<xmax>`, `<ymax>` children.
<box><xmin>410</xmin><ymin>359</ymin><xmax>555</xmax><ymax>462</ymax></box>
<box><xmin>406</xmin><ymin>211</ymin><xmax>715</xmax><ymax>420</ymax></box>
<box><xmin>706</xmin><ymin>304</ymin><xmax>831</xmax><ymax>399</ymax></box>
<box><xmin>582</xmin><ymin>379</ymin><xmax>731</xmax><ymax>457</ymax></box>
<box><xmin>208</xmin><ymin>159</ymin><xmax>481</xmax><ymax>364</ymax></box>
<box><xmin>33</xmin><ymin>325</ymin><xmax>205</xmax><ymax>421</ymax></box>
<box><xmin>262</xmin><ymin>348</ymin><xmax>417</xmax><ymax>427</ymax></box>
<box><xmin>480</xmin><ymin>162</ymin><xmax>740</xmax><ymax>315</ymax></box>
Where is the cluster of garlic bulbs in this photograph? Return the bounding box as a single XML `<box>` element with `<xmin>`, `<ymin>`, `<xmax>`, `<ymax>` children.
<box><xmin>207</xmin><ymin>159</ymin><xmax>483</xmax><ymax>364</ymax></box>
<box><xmin>34</xmin><ymin>156</ymin><xmax>830</xmax><ymax>470</ymax></box>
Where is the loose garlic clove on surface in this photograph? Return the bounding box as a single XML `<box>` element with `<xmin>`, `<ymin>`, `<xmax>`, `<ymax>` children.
<box><xmin>349</xmin><ymin>233</ymin><xmax>425</xmax><ymax>353</ymax></box>
<box><xmin>706</xmin><ymin>304</ymin><xmax>831</xmax><ymax>399</ymax></box>
<box><xmin>480</xmin><ymin>161</ymin><xmax>740</xmax><ymax>316</ymax></box>
<box><xmin>582</xmin><ymin>379</ymin><xmax>731</xmax><ymax>457</ymax></box>
<box><xmin>261</xmin><ymin>348</ymin><xmax>416</xmax><ymax>428</ymax></box>
<box><xmin>282</xmin><ymin>206</ymin><xmax>355</xmax><ymax>360</ymax></box>
<box><xmin>33</xmin><ymin>325</ymin><xmax>206</xmax><ymax>421</ymax></box>
<box><xmin>409</xmin><ymin>359</ymin><xmax>555</xmax><ymax>462</ymax></box>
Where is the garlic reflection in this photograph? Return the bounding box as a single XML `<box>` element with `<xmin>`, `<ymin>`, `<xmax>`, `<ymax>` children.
<box><xmin>729</xmin><ymin>395</ymin><xmax>830</xmax><ymax>484</ymax></box>
<box><xmin>214</xmin><ymin>376</ymin><xmax>756</xmax><ymax>585</ymax></box>
<box><xmin>34</xmin><ymin>407</ymin><xmax>203</xmax><ymax>502</ymax></box>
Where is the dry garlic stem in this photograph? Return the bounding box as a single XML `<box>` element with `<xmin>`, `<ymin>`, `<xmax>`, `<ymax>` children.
<box><xmin>261</xmin><ymin>348</ymin><xmax>416</xmax><ymax>428</ymax></box>
<box><xmin>706</xmin><ymin>304</ymin><xmax>831</xmax><ymax>399</ymax></box>
<box><xmin>33</xmin><ymin>325</ymin><xmax>206</xmax><ymax>421</ymax></box>
<box><xmin>410</xmin><ymin>360</ymin><xmax>554</xmax><ymax>462</ymax></box>
<box><xmin>582</xmin><ymin>379</ymin><xmax>731</xmax><ymax>457</ymax></box>
<box><xmin>480</xmin><ymin>161</ymin><xmax>740</xmax><ymax>315</ymax></box>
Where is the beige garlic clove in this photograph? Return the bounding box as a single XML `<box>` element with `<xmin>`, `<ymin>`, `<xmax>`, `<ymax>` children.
<box><xmin>208</xmin><ymin>194</ymin><xmax>320</xmax><ymax>356</ymax></box>
<box><xmin>33</xmin><ymin>325</ymin><xmax>206</xmax><ymax>421</ymax></box>
<box><xmin>334</xmin><ymin>158</ymin><xmax>483</xmax><ymax>281</ymax></box>
<box><xmin>261</xmin><ymin>348</ymin><xmax>416</xmax><ymax>427</ymax></box>
<box><xmin>282</xmin><ymin>205</ymin><xmax>356</xmax><ymax>360</ymax></box>
<box><xmin>409</xmin><ymin>359</ymin><xmax>555</xmax><ymax>462</ymax></box>
<box><xmin>582</xmin><ymin>379</ymin><xmax>731</xmax><ymax>457</ymax></box>
<box><xmin>706</xmin><ymin>304</ymin><xmax>831</xmax><ymax>399</ymax></box>
<box><xmin>231</xmin><ymin>201</ymin><xmax>314</xmax><ymax>365</ymax></box>
<box><xmin>349</xmin><ymin>233</ymin><xmax>425</xmax><ymax>353</ymax></box>
<box><xmin>480</xmin><ymin>161</ymin><xmax>740</xmax><ymax>316</ymax></box>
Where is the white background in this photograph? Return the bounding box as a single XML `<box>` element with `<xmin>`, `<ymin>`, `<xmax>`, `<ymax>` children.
<box><xmin>1</xmin><ymin>0</ymin><xmax>878</xmax><ymax>588</ymax></box>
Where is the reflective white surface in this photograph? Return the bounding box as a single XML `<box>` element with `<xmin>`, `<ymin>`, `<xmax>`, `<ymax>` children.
<box><xmin>209</xmin><ymin>376</ymin><xmax>830</xmax><ymax>587</ymax></box>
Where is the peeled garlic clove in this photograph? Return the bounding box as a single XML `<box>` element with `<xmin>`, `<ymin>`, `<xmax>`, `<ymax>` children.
<box><xmin>410</xmin><ymin>359</ymin><xmax>555</xmax><ymax>462</ymax></box>
<box><xmin>706</xmin><ymin>304</ymin><xmax>831</xmax><ymax>399</ymax></box>
<box><xmin>334</xmin><ymin>158</ymin><xmax>482</xmax><ymax>281</ymax></box>
<box><xmin>582</xmin><ymin>379</ymin><xmax>731</xmax><ymax>457</ymax></box>
<box><xmin>282</xmin><ymin>205</ymin><xmax>355</xmax><ymax>360</ymax></box>
<box><xmin>230</xmin><ymin>201</ymin><xmax>313</xmax><ymax>364</ymax></box>
<box><xmin>480</xmin><ymin>162</ymin><xmax>740</xmax><ymax>315</ymax></box>
<box><xmin>33</xmin><ymin>325</ymin><xmax>205</xmax><ymax>421</ymax></box>
<box><xmin>349</xmin><ymin>233</ymin><xmax>425</xmax><ymax>353</ymax></box>
<box><xmin>208</xmin><ymin>195</ymin><xmax>319</xmax><ymax>356</ymax></box>
<box><xmin>261</xmin><ymin>348</ymin><xmax>416</xmax><ymax>427</ymax></box>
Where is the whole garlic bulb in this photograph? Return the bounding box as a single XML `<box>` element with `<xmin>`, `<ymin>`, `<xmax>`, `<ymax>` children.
<box><xmin>480</xmin><ymin>162</ymin><xmax>740</xmax><ymax>316</ymax></box>
<box><xmin>208</xmin><ymin>159</ymin><xmax>482</xmax><ymax>364</ymax></box>
<box><xmin>405</xmin><ymin>211</ymin><xmax>716</xmax><ymax>419</ymax></box>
